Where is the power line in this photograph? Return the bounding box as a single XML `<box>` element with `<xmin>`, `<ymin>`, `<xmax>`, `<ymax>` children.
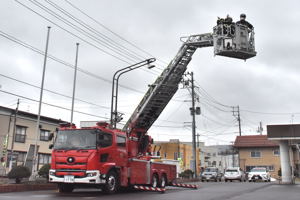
<box><xmin>16</xmin><ymin>0</ymin><xmax>161</xmax><ymax>76</ymax></box>
<box><xmin>0</xmin><ymin>29</ymin><xmax>144</xmax><ymax>93</ymax></box>
<box><xmin>64</xmin><ymin>0</ymin><xmax>167</xmax><ymax>69</ymax></box>
<box><xmin>240</xmin><ymin>109</ymin><xmax>300</xmax><ymax>116</ymax></box>
<box><xmin>0</xmin><ymin>89</ymin><xmax>109</xmax><ymax>119</ymax></box>
<box><xmin>45</xmin><ymin>0</ymin><xmax>147</xmax><ymax>62</ymax></box>
<box><xmin>0</xmin><ymin>73</ymin><xmax>110</xmax><ymax>110</ymax></box>
<box><xmin>15</xmin><ymin>0</ymin><xmax>136</xmax><ymax>65</ymax></box>
<box><xmin>200</xmin><ymin>99</ymin><xmax>233</xmax><ymax>113</ymax></box>
<box><xmin>201</xmin><ymin>114</ymin><xmax>236</xmax><ymax>127</ymax></box>
<box><xmin>44</xmin><ymin>0</ymin><xmax>163</xmax><ymax>75</ymax></box>
<box><xmin>195</xmin><ymin>80</ymin><xmax>233</xmax><ymax>108</ymax></box>
<box><xmin>27</xmin><ymin>0</ymin><xmax>140</xmax><ymax>63</ymax></box>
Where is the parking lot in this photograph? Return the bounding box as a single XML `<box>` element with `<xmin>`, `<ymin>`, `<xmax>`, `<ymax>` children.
<box><xmin>0</xmin><ymin>181</ymin><xmax>299</xmax><ymax>200</ymax></box>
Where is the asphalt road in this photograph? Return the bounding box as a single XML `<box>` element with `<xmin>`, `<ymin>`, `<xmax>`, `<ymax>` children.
<box><xmin>0</xmin><ymin>182</ymin><xmax>299</xmax><ymax>200</ymax></box>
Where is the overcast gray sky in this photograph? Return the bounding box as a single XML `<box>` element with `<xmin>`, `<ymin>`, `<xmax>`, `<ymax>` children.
<box><xmin>0</xmin><ymin>0</ymin><xmax>300</xmax><ymax>145</ymax></box>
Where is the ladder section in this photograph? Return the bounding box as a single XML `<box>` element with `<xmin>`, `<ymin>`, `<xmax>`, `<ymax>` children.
<box><xmin>123</xmin><ymin>33</ymin><xmax>213</xmax><ymax>134</ymax></box>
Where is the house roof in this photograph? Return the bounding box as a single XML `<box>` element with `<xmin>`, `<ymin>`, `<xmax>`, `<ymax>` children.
<box><xmin>0</xmin><ymin>105</ymin><xmax>67</xmax><ymax>124</ymax></box>
<box><xmin>234</xmin><ymin>135</ymin><xmax>278</xmax><ymax>148</ymax></box>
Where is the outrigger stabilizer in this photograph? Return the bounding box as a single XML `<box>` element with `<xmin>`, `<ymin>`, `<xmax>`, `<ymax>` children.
<box><xmin>133</xmin><ymin>182</ymin><xmax>198</xmax><ymax>193</ymax></box>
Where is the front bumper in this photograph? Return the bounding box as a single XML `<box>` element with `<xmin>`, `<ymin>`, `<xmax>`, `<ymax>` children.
<box><xmin>248</xmin><ymin>174</ymin><xmax>268</xmax><ymax>181</ymax></box>
<box><xmin>224</xmin><ymin>175</ymin><xmax>241</xmax><ymax>180</ymax></box>
<box><xmin>49</xmin><ymin>170</ymin><xmax>106</xmax><ymax>184</ymax></box>
<box><xmin>201</xmin><ymin>175</ymin><xmax>217</xmax><ymax>180</ymax></box>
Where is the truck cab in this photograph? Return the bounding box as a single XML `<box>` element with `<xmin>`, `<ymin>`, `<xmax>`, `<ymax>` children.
<box><xmin>49</xmin><ymin>122</ymin><xmax>128</xmax><ymax>193</ymax></box>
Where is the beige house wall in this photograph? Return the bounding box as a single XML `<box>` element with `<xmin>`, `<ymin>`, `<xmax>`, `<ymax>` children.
<box><xmin>238</xmin><ymin>147</ymin><xmax>281</xmax><ymax>178</ymax></box>
<box><xmin>152</xmin><ymin>142</ymin><xmax>201</xmax><ymax>175</ymax></box>
<box><xmin>0</xmin><ymin>108</ymin><xmax>63</xmax><ymax>174</ymax></box>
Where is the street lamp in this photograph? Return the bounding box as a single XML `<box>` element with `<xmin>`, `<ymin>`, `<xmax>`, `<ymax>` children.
<box><xmin>110</xmin><ymin>58</ymin><xmax>156</xmax><ymax>129</ymax></box>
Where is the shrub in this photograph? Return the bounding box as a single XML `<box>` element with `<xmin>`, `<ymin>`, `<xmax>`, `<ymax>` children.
<box><xmin>179</xmin><ymin>169</ymin><xmax>194</xmax><ymax>179</ymax></box>
<box><xmin>38</xmin><ymin>164</ymin><xmax>51</xmax><ymax>180</ymax></box>
<box><xmin>7</xmin><ymin>165</ymin><xmax>31</xmax><ymax>184</ymax></box>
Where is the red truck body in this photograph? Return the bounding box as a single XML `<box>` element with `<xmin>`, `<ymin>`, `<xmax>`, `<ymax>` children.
<box><xmin>49</xmin><ymin>122</ymin><xmax>176</xmax><ymax>193</ymax></box>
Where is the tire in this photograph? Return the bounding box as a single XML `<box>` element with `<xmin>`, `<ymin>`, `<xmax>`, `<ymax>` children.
<box><xmin>201</xmin><ymin>179</ymin><xmax>204</xmax><ymax>182</ymax></box>
<box><xmin>58</xmin><ymin>183</ymin><xmax>74</xmax><ymax>193</ymax></box>
<box><xmin>151</xmin><ymin>173</ymin><xmax>159</xmax><ymax>188</ymax></box>
<box><xmin>239</xmin><ymin>179</ymin><xmax>242</xmax><ymax>182</ymax></box>
<box><xmin>103</xmin><ymin>170</ymin><xmax>120</xmax><ymax>194</ymax></box>
<box><xmin>225</xmin><ymin>179</ymin><xmax>227</xmax><ymax>182</ymax></box>
<box><xmin>160</xmin><ymin>174</ymin><xmax>167</xmax><ymax>188</ymax></box>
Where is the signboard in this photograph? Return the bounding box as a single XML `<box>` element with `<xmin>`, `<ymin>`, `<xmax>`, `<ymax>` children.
<box><xmin>267</xmin><ymin>124</ymin><xmax>300</xmax><ymax>140</ymax></box>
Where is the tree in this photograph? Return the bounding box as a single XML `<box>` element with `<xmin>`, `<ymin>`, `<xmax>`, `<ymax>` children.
<box><xmin>38</xmin><ymin>164</ymin><xmax>51</xmax><ymax>181</ymax></box>
<box><xmin>179</xmin><ymin>169</ymin><xmax>194</xmax><ymax>179</ymax></box>
<box><xmin>7</xmin><ymin>165</ymin><xmax>31</xmax><ymax>184</ymax></box>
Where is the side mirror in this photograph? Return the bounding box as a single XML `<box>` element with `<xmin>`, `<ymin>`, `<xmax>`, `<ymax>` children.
<box><xmin>49</xmin><ymin>144</ymin><xmax>54</xmax><ymax>149</ymax></box>
<box><xmin>48</xmin><ymin>133</ymin><xmax>54</xmax><ymax>141</ymax></box>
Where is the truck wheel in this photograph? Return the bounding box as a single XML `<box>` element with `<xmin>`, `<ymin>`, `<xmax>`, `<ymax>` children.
<box><xmin>103</xmin><ymin>171</ymin><xmax>119</xmax><ymax>194</ymax></box>
<box><xmin>160</xmin><ymin>175</ymin><xmax>167</xmax><ymax>188</ymax></box>
<box><xmin>58</xmin><ymin>184</ymin><xmax>74</xmax><ymax>193</ymax></box>
<box><xmin>151</xmin><ymin>174</ymin><xmax>159</xmax><ymax>188</ymax></box>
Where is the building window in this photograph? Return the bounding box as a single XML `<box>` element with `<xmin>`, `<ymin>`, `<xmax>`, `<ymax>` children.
<box><xmin>40</xmin><ymin>129</ymin><xmax>50</xmax><ymax>141</ymax></box>
<box><xmin>174</xmin><ymin>152</ymin><xmax>178</xmax><ymax>160</ymax></box>
<box><xmin>38</xmin><ymin>153</ymin><xmax>51</xmax><ymax>165</ymax></box>
<box><xmin>164</xmin><ymin>152</ymin><xmax>167</xmax><ymax>158</ymax></box>
<box><xmin>15</xmin><ymin>126</ymin><xmax>27</xmax><ymax>143</ymax></box>
<box><xmin>17</xmin><ymin>152</ymin><xmax>26</xmax><ymax>163</ymax></box>
<box><xmin>116</xmin><ymin>136</ymin><xmax>126</xmax><ymax>147</ymax></box>
<box><xmin>273</xmin><ymin>149</ymin><xmax>280</xmax><ymax>156</ymax></box>
<box><xmin>212</xmin><ymin>161</ymin><xmax>216</xmax><ymax>166</ymax></box>
<box><xmin>250</xmin><ymin>151</ymin><xmax>261</xmax><ymax>158</ymax></box>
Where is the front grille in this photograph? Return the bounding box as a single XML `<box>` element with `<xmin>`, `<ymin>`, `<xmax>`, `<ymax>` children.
<box><xmin>56</xmin><ymin>169</ymin><xmax>86</xmax><ymax>172</ymax></box>
<box><xmin>56</xmin><ymin>162</ymin><xmax>87</xmax><ymax>165</ymax></box>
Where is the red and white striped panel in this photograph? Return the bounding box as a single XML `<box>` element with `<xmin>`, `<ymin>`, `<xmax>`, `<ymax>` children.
<box><xmin>170</xmin><ymin>183</ymin><xmax>198</xmax><ymax>189</ymax></box>
<box><xmin>133</xmin><ymin>185</ymin><xmax>166</xmax><ymax>193</ymax></box>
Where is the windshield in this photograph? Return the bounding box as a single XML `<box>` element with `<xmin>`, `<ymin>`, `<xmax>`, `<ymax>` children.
<box><xmin>205</xmin><ymin>168</ymin><xmax>217</xmax><ymax>172</ymax></box>
<box><xmin>251</xmin><ymin>168</ymin><xmax>266</xmax><ymax>172</ymax></box>
<box><xmin>54</xmin><ymin>129</ymin><xmax>96</xmax><ymax>150</ymax></box>
<box><xmin>226</xmin><ymin>169</ymin><xmax>238</xmax><ymax>173</ymax></box>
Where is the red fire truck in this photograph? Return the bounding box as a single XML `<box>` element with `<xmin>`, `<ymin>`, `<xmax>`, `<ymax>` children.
<box><xmin>49</xmin><ymin>21</ymin><xmax>256</xmax><ymax>193</ymax></box>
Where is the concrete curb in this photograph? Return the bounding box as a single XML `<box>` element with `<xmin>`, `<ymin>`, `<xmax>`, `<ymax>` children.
<box><xmin>0</xmin><ymin>183</ymin><xmax>57</xmax><ymax>193</ymax></box>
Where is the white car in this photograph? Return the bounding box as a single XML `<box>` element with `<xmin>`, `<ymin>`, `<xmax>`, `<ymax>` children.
<box><xmin>248</xmin><ymin>167</ymin><xmax>271</xmax><ymax>182</ymax></box>
<box><xmin>224</xmin><ymin>168</ymin><xmax>247</xmax><ymax>182</ymax></box>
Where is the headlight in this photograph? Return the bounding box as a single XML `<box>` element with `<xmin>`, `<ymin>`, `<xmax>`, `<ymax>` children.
<box><xmin>86</xmin><ymin>172</ymin><xmax>97</xmax><ymax>177</ymax></box>
<box><xmin>49</xmin><ymin>170</ymin><xmax>56</xmax><ymax>176</ymax></box>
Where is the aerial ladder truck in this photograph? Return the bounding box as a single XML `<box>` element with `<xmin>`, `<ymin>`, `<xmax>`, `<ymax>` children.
<box><xmin>48</xmin><ymin>20</ymin><xmax>256</xmax><ymax>194</ymax></box>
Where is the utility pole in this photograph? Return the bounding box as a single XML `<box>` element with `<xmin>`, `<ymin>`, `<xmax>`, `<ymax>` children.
<box><xmin>70</xmin><ymin>43</ymin><xmax>79</xmax><ymax>124</ymax></box>
<box><xmin>257</xmin><ymin>121</ymin><xmax>263</xmax><ymax>135</ymax></box>
<box><xmin>191</xmin><ymin>72</ymin><xmax>197</xmax><ymax>178</ymax></box>
<box><xmin>196</xmin><ymin>133</ymin><xmax>200</xmax><ymax>148</ymax></box>
<box><xmin>8</xmin><ymin>99</ymin><xmax>19</xmax><ymax>171</ymax></box>
<box><xmin>233</xmin><ymin>106</ymin><xmax>242</xmax><ymax>136</ymax></box>
<box><xmin>31</xmin><ymin>27</ymin><xmax>51</xmax><ymax>180</ymax></box>
<box><xmin>182</xmin><ymin>72</ymin><xmax>199</xmax><ymax>177</ymax></box>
